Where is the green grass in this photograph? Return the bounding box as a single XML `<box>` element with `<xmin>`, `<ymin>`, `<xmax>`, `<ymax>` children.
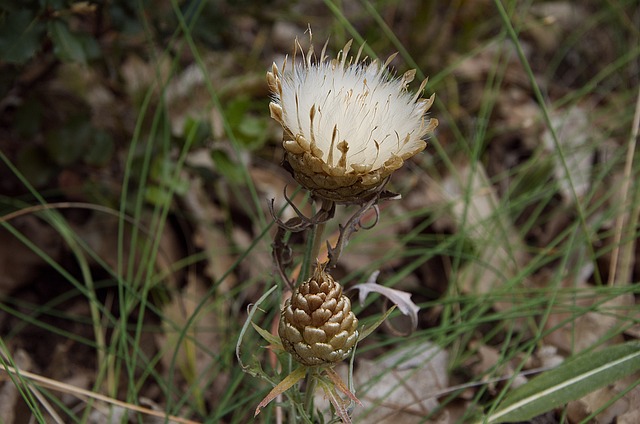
<box><xmin>1</xmin><ymin>0</ymin><xmax>640</xmax><ymax>422</ymax></box>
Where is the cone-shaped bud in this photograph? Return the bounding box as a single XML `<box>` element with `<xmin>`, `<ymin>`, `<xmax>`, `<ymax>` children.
<box><xmin>279</xmin><ymin>263</ymin><xmax>358</xmax><ymax>366</ymax></box>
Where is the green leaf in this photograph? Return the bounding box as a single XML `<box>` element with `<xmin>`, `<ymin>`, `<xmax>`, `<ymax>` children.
<box><xmin>0</xmin><ymin>10</ymin><xmax>45</xmax><ymax>64</ymax></box>
<box><xmin>48</xmin><ymin>20</ymin><xmax>97</xmax><ymax>63</ymax></box>
<box><xmin>147</xmin><ymin>155</ymin><xmax>190</xmax><ymax>199</ymax></box>
<box><xmin>236</xmin><ymin>116</ymin><xmax>268</xmax><ymax>150</ymax></box>
<box><xmin>76</xmin><ymin>32</ymin><xmax>100</xmax><ymax>61</ymax></box>
<box><xmin>144</xmin><ymin>185</ymin><xmax>172</xmax><ymax>207</ymax></box>
<box><xmin>225</xmin><ymin>96</ymin><xmax>250</xmax><ymax>126</ymax></box>
<box><xmin>181</xmin><ymin>117</ymin><xmax>212</xmax><ymax>146</ymax></box>
<box><xmin>224</xmin><ymin>96</ymin><xmax>269</xmax><ymax>150</ymax></box>
<box><xmin>485</xmin><ymin>341</ymin><xmax>640</xmax><ymax>423</ymax></box>
<box><xmin>251</xmin><ymin>321</ymin><xmax>283</xmax><ymax>350</ymax></box>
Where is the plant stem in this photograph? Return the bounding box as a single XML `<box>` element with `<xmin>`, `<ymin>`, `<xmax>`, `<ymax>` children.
<box><xmin>300</xmin><ymin>206</ymin><xmax>327</xmax><ymax>284</ymax></box>
<box><xmin>304</xmin><ymin>368</ymin><xmax>318</xmax><ymax>417</ymax></box>
<box><xmin>310</xmin><ymin>220</ymin><xmax>326</xmax><ymax>264</ymax></box>
<box><xmin>301</xmin><ymin>200</ymin><xmax>328</xmax><ymax>421</ymax></box>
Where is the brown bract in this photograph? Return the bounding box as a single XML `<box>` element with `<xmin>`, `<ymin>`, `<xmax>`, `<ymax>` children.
<box><xmin>279</xmin><ymin>263</ymin><xmax>359</xmax><ymax>366</ymax></box>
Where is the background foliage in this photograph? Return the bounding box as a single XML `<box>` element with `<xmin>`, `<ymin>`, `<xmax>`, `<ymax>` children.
<box><xmin>1</xmin><ymin>0</ymin><xmax>639</xmax><ymax>423</ymax></box>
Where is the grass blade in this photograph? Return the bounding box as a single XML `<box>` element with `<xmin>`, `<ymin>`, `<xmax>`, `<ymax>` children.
<box><xmin>485</xmin><ymin>341</ymin><xmax>640</xmax><ymax>423</ymax></box>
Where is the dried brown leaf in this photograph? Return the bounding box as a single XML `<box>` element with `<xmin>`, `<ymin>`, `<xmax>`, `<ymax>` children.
<box><xmin>180</xmin><ymin>171</ymin><xmax>237</xmax><ymax>294</ymax></box>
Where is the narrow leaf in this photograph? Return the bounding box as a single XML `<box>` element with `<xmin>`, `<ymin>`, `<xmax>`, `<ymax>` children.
<box><xmin>357</xmin><ymin>305</ymin><xmax>396</xmax><ymax>342</ymax></box>
<box><xmin>236</xmin><ymin>285</ymin><xmax>277</xmax><ymax>372</ymax></box>
<box><xmin>255</xmin><ymin>366</ymin><xmax>307</xmax><ymax>416</ymax></box>
<box><xmin>486</xmin><ymin>341</ymin><xmax>640</xmax><ymax>423</ymax></box>
<box><xmin>317</xmin><ymin>377</ymin><xmax>353</xmax><ymax>424</ymax></box>
<box><xmin>251</xmin><ymin>321</ymin><xmax>283</xmax><ymax>350</ymax></box>
<box><xmin>324</xmin><ymin>367</ymin><xmax>362</xmax><ymax>405</ymax></box>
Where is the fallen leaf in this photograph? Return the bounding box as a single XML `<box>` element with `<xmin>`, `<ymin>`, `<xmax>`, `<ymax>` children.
<box><xmin>353</xmin><ymin>342</ymin><xmax>449</xmax><ymax>424</ymax></box>
<box><xmin>542</xmin><ymin>105</ymin><xmax>596</xmax><ymax>204</ymax></box>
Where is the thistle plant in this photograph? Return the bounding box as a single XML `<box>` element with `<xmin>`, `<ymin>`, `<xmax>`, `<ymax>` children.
<box><xmin>239</xmin><ymin>33</ymin><xmax>437</xmax><ymax>423</ymax></box>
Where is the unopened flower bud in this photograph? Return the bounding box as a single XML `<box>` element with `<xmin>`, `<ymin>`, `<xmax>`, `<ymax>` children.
<box><xmin>279</xmin><ymin>263</ymin><xmax>358</xmax><ymax>366</ymax></box>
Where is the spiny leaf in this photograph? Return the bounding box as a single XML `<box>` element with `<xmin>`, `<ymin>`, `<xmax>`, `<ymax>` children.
<box><xmin>485</xmin><ymin>341</ymin><xmax>640</xmax><ymax>423</ymax></box>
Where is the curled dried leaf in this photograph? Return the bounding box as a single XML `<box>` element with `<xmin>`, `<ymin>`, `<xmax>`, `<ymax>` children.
<box><xmin>352</xmin><ymin>270</ymin><xmax>420</xmax><ymax>333</ymax></box>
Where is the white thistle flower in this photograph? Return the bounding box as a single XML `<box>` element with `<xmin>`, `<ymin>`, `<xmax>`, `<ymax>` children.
<box><xmin>267</xmin><ymin>39</ymin><xmax>438</xmax><ymax>203</ymax></box>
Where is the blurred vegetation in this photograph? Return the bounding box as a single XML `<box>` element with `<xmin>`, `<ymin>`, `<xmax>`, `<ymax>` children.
<box><xmin>3</xmin><ymin>0</ymin><xmax>636</xmax><ymax>207</ymax></box>
<box><xmin>0</xmin><ymin>0</ymin><xmax>274</xmax><ymax>210</ymax></box>
<box><xmin>1</xmin><ymin>0</ymin><xmax>639</xmax><ymax>421</ymax></box>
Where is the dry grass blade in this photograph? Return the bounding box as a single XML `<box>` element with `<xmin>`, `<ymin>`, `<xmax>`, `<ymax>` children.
<box><xmin>607</xmin><ymin>85</ymin><xmax>640</xmax><ymax>286</ymax></box>
<box><xmin>0</xmin><ymin>364</ymin><xmax>200</xmax><ymax>424</ymax></box>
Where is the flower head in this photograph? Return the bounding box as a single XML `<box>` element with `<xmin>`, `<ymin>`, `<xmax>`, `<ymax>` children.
<box><xmin>267</xmin><ymin>38</ymin><xmax>438</xmax><ymax>203</ymax></box>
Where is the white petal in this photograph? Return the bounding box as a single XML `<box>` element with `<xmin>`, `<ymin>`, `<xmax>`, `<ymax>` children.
<box><xmin>271</xmin><ymin>44</ymin><xmax>432</xmax><ymax>173</ymax></box>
